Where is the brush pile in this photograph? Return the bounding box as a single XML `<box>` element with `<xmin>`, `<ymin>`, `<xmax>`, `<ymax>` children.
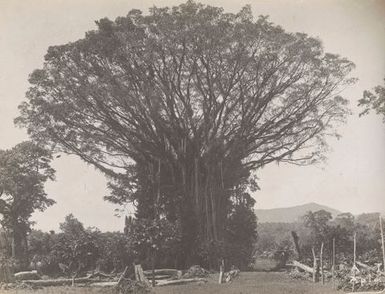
<box><xmin>336</xmin><ymin>264</ymin><xmax>385</xmax><ymax>292</ymax></box>
<box><xmin>117</xmin><ymin>279</ymin><xmax>153</xmax><ymax>294</ymax></box>
<box><xmin>288</xmin><ymin>268</ymin><xmax>310</xmax><ymax>280</ymax></box>
<box><xmin>287</xmin><ymin>259</ymin><xmax>385</xmax><ymax>292</ymax></box>
<box><xmin>182</xmin><ymin>265</ymin><xmax>209</xmax><ymax>278</ymax></box>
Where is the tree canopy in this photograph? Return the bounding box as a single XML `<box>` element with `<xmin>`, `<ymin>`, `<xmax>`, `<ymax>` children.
<box><xmin>359</xmin><ymin>79</ymin><xmax>385</xmax><ymax>122</ymax></box>
<box><xmin>16</xmin><ymin>1</ymin><xmax>355</xmax><ymax>265</ymax></box>
<box><xmin>0</xmin><ymin>141</ymin><xmax>55</xmax><ymax>264</ymax></box>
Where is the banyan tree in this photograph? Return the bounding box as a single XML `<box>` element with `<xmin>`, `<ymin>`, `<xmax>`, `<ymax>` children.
<box><xmin>16</xmin><ymin>1</ymin><xmax>355</xmax><ymax>265</ymax></box>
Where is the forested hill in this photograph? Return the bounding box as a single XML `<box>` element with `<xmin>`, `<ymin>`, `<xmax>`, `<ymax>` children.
<box><xmin>255</xmin><ymin>202</ymin><xmax>341</xmax><ymax>223</ymax></box>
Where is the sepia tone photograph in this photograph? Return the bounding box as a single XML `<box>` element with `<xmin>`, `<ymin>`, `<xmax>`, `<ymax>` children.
<box><xmin>0</xmin><ymin>0</ymin><xmax>384</xmax><ymax>293</ymax></box>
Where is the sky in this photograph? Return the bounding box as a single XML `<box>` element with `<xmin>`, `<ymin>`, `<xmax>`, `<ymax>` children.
<box><xmin>0</xmin><ymin>0</ymin><xmax>384</xmax><ymax>232</ymax></box>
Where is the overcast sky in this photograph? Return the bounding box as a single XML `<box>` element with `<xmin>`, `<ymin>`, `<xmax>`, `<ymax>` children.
<box><xmin>0</xmin><ymin>0</ymin><xmax>384</xmax><ymax>232</ymax></box>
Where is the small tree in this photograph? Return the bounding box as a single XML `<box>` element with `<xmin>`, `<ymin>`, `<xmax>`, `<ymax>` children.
<box><xmin>0</xmin><ymin>142</ymin><xmax>55</xmax><ymax>267</ymax></box>
<box><xmin>302</xmin><ymin>210</ymin><xmax>332</xmax><ymax>263</ymax></box>
<box><xmin>95</xmin><ymin>232</ymin><xmax>133</xmax><ymax>273</ymax></box>
<box><xmin>28</xmin><ymin>230</ymin><xmax>57</xmax><ymax>273</ymax></box>
<box><xmin>303</xmin><ymin>210</ymin><xmax>332</xmax><ymax>245</ymax></box>
<box><xmin>50</xmin><ymin>215</ymin><xmax>99</xmax><ymax>277</ymax></box>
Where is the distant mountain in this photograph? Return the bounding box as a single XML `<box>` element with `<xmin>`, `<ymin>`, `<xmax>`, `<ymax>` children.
<box><xmin>255</xmin><ymin>202</ymin><xmax>342</xmax><ymax>223</ymax></box>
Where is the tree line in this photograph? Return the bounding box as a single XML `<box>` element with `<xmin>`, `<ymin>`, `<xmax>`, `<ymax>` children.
<box><xmin>255</xmin><ymin>210</ymin><xmax>384</xmax><ymax>268</ymax></box>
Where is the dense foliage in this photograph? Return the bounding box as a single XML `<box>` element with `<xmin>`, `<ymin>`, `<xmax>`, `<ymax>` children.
<box><xmin>16</xmin><ymin>1</ymin><xmax>354</xmax><ymax>265</ymax></box>
<box><xmin>28</xmin><ymin>215</ymin><xmax>133</xmax><ymax>275</ymax></box>
<box><xmin>126</xmin><ymin>217</ymin><xmax>181</xmax><ymax>269</ymax></box>
<box><xmin>255</xmin><ymin>211</ymin><xmax>383</xmax><ymax>267</ymax></box>
<box><xmin>0</xmin><ymin>142</ymin><xmax>55</xmax><ymax>268</ymax></box>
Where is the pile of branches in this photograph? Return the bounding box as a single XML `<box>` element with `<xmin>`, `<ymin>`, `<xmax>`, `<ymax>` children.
<box><xmin>182</xmin><ymin>265</ymin><xmax>209</xmax><ymax>279</ymax></box>
<box><xmin>117</xmin><ymin>279</ymin><xmax>153</xmax><ymax>294</ymax></box>
<box><xmin>336</xmin><ymin>264</ymin><xmax>385</xmax><ymax>292</ymax></box>
<box><xmin>288</xmin><ymin>268</ymin><xmax>311</xmax><ymax>280</ymax></box>
<box><xmin>0</xmin><ymin>282</ymin><xmax>41</xmax><ymax>291</ymax></box>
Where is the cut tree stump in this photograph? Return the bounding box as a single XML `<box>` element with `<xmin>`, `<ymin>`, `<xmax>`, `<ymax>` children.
<box><xmin>218</xmin><ymin>259</ymin><xmax>224</xmax><ymax>284</ymax></box>
<box><xmin>135</xmin><ymin>264</ymin><xmax>150</xmax><ymax>287</ymax></box>
<box><xmin>117</xmin><ymin>266</ymin><xmax>128</xmax><ymax>286</ymax></box>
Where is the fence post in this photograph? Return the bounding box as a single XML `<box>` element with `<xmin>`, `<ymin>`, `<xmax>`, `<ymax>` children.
<box><xmin>320</xmin><ymin>242</ymin><xmax>324</xmax><ymax>285</ymax></box>
<box><xmin>332</xmin><ymin>238</ymin><xmax>336</xmax><ymax>289</ymax></box>
<box><xmin>380</xmin><ymin>215</ymin><xmax>385</xmax><ymax>273</ymax></box>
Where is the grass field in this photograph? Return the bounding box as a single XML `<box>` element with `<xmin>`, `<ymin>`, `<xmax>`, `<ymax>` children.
<box><xmin>155</xmin><ymin>272</ymin><xmax>339</xmax><ymax>294</ymax></box>
<box><xmin>2</xmin><ymin>272</ymin><xmax>339</xmax><ymax>294</ymax></box>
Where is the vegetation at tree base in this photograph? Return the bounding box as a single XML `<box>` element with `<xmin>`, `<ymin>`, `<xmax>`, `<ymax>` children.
<box><xmin>223</xmin><ymin>184</ymin><xmax>257</xmax><ymax>269</ymax></box>
<box><xmin>126</xmin><ymin>217</ymin><xmax>181</xmax><ymax>269</ymax></box>
<box><xmin>0</xmin><ymin>142</ymin><xmax>55</xmax><ymax>269</ymax></box>
<box><xmin>359</xmin><ymin>79</ymin><xmax>385</xmax><ymax>122</ymax></box>
<box><xmin>28</xmin><ymin>214</ymin><xmax>135</xmax><ymax>276</ymax></box>
<box><xmin>16</xmin><ymin>1</ymin><xmax>355</xmax><ymax>267</ymax></box>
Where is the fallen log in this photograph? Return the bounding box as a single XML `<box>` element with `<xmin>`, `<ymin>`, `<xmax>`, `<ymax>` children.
<box><xmin>156</xmin><ymin>278</ymin><xmax>207</xmax><ymax>287</ymax></box>
<box><xmin>14</xmin><ymin>270</ymin><xmax>40</xmax><ymax>281</ymax></box>
<box><xmin>89</xmin><ymin>281</ymin><xmax>118</xmax><ymax>287</ymax></box>
<box><xmin>290</xmin><ymin>260</ymin><xmax>314</xmax><ymax>274</ymax></box>
<box><xmin>356</xmin><ymin>261</ymin><xmax>377</xmax><ymax>272</ymax></box>
<box><xmin>145</xmin><ymin>275</ymin><xmax>172</xmax><ymax>280</ymax></box>
<box><xmin>21</xmin><ymin>277</ymin><xmax>98</xmax><ymax>287</ymax></box>
<box><xmin>289</xmin><ymin>261</ymin><xmax>332</xmax><ymax>276</ymax></box>
<box><xmin>87</xmin><ymin>271</ymin><xmax>115</xmax><ymax>279</ymax></box>
<box><xmin>143</xmin><ymin>269</ymin><xmax>179</xmax><ymax>276</ymax></box>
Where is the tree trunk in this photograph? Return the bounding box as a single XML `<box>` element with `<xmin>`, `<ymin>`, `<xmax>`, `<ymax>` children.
<box><xmin>312</xmin><ymin>247</ymin><xmax>319</xmax><ymax>283</ymax></box>
<box><xmin>291</xmin><ymin>231</ymin><xmax>301</xmax><ymax>260</ymax></box>
<box><xmin>11</xmin><ymin>236</ymin><xmax>15</xmax><ymax>259</ymax></box>
<box><xmin>178</xmin><ymin>159</ymin><xmax>228</xmax><ymax>267</ymax></box>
